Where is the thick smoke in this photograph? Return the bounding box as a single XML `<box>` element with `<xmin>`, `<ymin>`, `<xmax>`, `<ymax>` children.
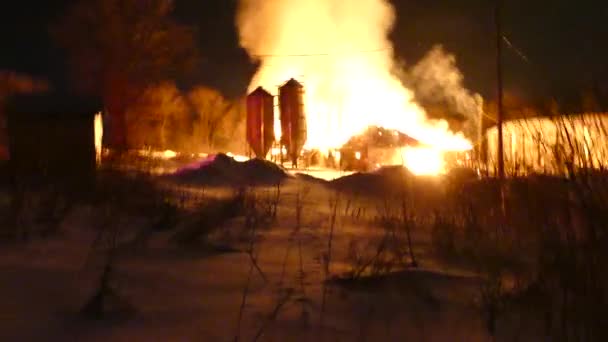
<box><xmin>236</xmin><ymin>0</ymin><xmax>472</xmax><ymax>151</ymax></box>
<box><xmin>408</xmin><ymin>45</ymin><xmax>483</xmax><ymax>139</ymax></box>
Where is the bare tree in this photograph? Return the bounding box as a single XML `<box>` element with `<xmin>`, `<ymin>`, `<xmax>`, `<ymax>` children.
<box><xmin>51</xmin><ymin>0</ymin><xmax>199</xmax><ymax>150</ymax></box>
<box><xmin>188</xmin><ymin>87</ymin><xmax>239</xmax><ymax>151</ymax></box>
<box><xmin>126</xmin><ymin>81</ymin><xmax>190</xmax><ymax>150</ymax></box>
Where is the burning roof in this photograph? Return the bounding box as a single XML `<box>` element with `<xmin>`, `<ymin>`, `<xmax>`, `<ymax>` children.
<box><xmin>342</xmin><ymin>126</ymin><xmax>420</xmax><ymax>150</ymax></box>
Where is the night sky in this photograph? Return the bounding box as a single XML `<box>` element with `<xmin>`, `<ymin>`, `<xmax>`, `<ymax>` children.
<box><xmin>1</xmin><ymin>0</ymin><xmax>607</xmax><ymax>110</ymax></box>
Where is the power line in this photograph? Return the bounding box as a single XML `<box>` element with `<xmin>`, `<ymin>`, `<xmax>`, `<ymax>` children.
<box><xmin>250</xmin><ymin>47</ymin><xmax>389</xmax><ymax>58</ymax></box>
<box><xmin>502</xmin><ymin>35</ymin><xmax>530</xmax><ymax>63</ymax></box>
<box><xmin>482</xmin><ymin>111</ymin><xmax>498</xmax><ymax>123</ymax></box>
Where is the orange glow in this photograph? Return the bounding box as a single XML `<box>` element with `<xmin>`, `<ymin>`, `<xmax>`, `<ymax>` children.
<box><xmin>226</xmin><ymin>152</ymin><xmax>250</xmax><ymax>162</ymax></box>
<box><xmin>94</xmin><ymin>112</ymin><xmax>103</xmax><ymax>165</ymax></box>
<box><xmin>238</xmin><ymin>0</ymin><xmax>472</xmax><ymax>175</ymax></box>
<box><xmin>401</xmin><ymin>146</ymin><xmax>445</xmax><ymax>176</ymax></box>
<box><xmin>137</xmin><ymin>149</ymin><xmax>177</xmax><ymax>159</ymax></box>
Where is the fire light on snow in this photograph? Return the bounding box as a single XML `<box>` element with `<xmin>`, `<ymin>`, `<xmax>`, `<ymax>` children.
<box><xmin>237</xmin><ymin>0</ymin><xmax>473</xmax><ymax>176</ymax></box>
<box><xmin>136</xmin><ymin>149</ymin><xmax>178</xmax><ymax>159</ymax></box>
<box><xmin>226</xmin><ymin>152</ymin><xmax>251</xmax><ymax>162</ymax></box>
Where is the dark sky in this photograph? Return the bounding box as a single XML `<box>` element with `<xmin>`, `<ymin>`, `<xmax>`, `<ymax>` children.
<box><xmin>1</xmin><ymin>0</ymin><xmax>607</xmax><ymax>110</ymax></box>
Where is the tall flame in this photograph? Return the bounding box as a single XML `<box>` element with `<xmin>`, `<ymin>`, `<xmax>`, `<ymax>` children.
<box><xmin>94</xmin><ymin>112</ymin><xmax>103</xmax><ymax>165</ymax></box>
<box><xmin>236</xmin><ymin>0</ymin><xmax>472</xmax><ymax>174</ymax></box>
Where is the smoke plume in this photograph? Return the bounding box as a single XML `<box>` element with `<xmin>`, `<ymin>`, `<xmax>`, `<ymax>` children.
<box><xmin>408</xmin><ymin>45</ymin><xmax>483</xmax><ymax>138</ymax></box>
<box><xmin>236</xmin><ymin>0</ymin><xmax>472</xmax><ymax>151</ymax></box>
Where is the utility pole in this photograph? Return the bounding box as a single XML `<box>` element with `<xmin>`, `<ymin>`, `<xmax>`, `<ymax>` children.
<box><xmin>495</xmin><ymin>0</ymin><xmax>508</xmax><ymax>222</ymax></box>
<box><xmin>478</xmin><ymin>109</ymin><xmax>483</xmax><ymax>168</ymax></box>
<box><xmin>495</xmin><ymin>1</ymin><xmax>505</xmax><ymax>179</ymax></box>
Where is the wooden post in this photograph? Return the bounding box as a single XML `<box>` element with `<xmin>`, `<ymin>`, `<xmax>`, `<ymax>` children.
<box><xmin>495</xmin><ymin>1</ymin><xmax>505</xmax><ymax>180</ymax></box>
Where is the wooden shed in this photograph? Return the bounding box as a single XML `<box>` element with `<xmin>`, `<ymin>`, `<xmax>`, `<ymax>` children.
<box><xmin>6</xmin><ymin>93</ymin><xmax>100</xmax><ymax>191</ymax></box>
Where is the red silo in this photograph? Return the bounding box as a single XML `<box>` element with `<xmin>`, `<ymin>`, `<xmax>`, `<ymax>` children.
<box><xmin>278</xmin><ymin>78</ymin><xmax>307</xmax><ymax>167</ymax></box>
<box><xmin>246</xmin><ymin>87</ymin><xmax>275</xmax><ymax>159</ymax></box>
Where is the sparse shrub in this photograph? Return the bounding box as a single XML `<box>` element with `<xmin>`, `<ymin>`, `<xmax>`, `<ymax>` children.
<box><xmin>343</xmin><ymin>194</ymin><xmax>418</xmax><ymax>280</ymax></box>
<box><xmin>346</xmin><ymin>224</ymin><xmax>401</xmax><ymax>279</ymax></box>
<box><xmin>435</xmin><ymin>159</ymin><xmax>608</xmax><ymax>340</ymax></box>
<box><xmin>477</xmin><ymin>267</ymin><xmax>507</xmax><ymax>339</ymax></box>
<box><xmin>323</xmin><ymin>191</ymin><xmax>339</xmax><ymax>276</ymax></box>
<box><xmin>3</xmin><ymin>185</ymin><xmax>74</xmax><ymax>240</ymax></box>
<box><xmin>430</xmin><ymin>212</ymin><xmax>458</xmax><ymax>258</ymax></box>
<box><xmin>170</xmin><ymin>190</ymin><xmax>246</xmax><ymax>245</ymax></box>
<box><xmin>270</xmin><ymin>181</ymin><xmax>282</xmax><ymax>219</ymax></box>
<box><xmin>81</xmin><ymin>204</ymin><xmax>134</xmax><ymax>320</ymax></box>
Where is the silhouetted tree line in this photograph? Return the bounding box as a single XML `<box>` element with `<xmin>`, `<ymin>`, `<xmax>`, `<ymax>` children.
<box><xmin>125</xmin><ymin>82</ymin><xmax>246</xmax><ymax>153</ymax></box>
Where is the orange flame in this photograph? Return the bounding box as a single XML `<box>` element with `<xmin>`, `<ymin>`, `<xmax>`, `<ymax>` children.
<box><xmin>237</xmin><ymin>0</ymin><xmax>472</xmax><ymax>175</ymax></box>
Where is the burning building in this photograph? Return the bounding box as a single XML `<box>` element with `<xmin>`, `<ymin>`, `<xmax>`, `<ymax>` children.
<box><xmin>237</xmin><ymin>0</ymin><xmax>473</xmax><ymax>175</ymax></box>
<box><xmin>485</xmin><ymin>113</ymin><xmax>608</xmax><ymax>175</ymax></box>
<box><xmin>339</xmin><ymin>126</ymin><xmax>420</xmax><ymax>171</ymax></box>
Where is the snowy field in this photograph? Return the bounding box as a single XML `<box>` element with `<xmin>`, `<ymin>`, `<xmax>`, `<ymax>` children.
<box><xmin>0</xmin><ymin>158</ymin><xmax>585</xmax><ymax>341</ymax></box>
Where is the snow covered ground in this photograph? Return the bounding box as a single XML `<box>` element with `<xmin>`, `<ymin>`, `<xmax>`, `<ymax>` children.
<box><xmin>288</xmin><ymin>168</ymin><xmax>355</xmax><ymax>181</ymax></box>
<box><xmin>0</xmin><ymin>161</ymin><xmax>545</xmax><ymax>341</ymax></box>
